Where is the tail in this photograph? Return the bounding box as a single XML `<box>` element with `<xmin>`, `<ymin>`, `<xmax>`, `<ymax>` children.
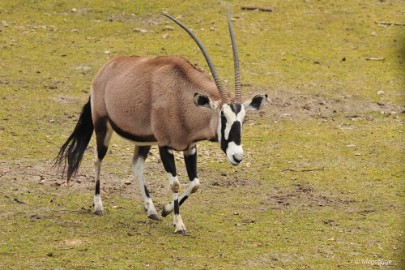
<box><xmin>54</xmin><ymin>98</ymin><xmax>94</xmax><ymax>182</ymax></box>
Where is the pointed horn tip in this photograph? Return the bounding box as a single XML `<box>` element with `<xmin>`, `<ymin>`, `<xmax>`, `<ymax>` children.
<box><xmin>161</xmin><ymin>13</ymin><xmax>178</xmax><ymax>22</ymax></box>
<box><xmin>161</xmin><ymin>13</ymin><xmax>175</xmax><ymax>20</ymax></box>
<box><xmin>227</xmin><ymin>5</ymin><xmax>242</xmax><ymax>104</ymax></box>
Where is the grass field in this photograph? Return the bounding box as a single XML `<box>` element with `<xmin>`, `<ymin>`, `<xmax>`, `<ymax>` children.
<box><xmin>0</xmin><ymin>0</ymin><xmax>404</xmax><ymax>269</ymax></box>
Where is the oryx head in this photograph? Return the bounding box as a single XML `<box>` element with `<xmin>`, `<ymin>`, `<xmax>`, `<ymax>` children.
<box><xmin>163</xmin><ymin>8</ymin><xmax>268</xmax><ymax>165</ymax></box>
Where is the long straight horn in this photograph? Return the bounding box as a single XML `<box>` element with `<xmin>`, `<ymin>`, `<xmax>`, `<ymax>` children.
<box><xmin>162</xmin><ymin>13</ymin><xmax>229</xmax><ymax>104</ymax></box>
<box><xmin>227</xmin><ymin>7</ymin><xmax>242</xmax><ymax>103</ymax></box>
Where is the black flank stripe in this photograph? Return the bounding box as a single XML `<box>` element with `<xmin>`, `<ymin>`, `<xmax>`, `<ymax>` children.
<box><xmin>108</xmin><ymin>118</ymin><xmax>156</xmax><ymax>143</ymax></box>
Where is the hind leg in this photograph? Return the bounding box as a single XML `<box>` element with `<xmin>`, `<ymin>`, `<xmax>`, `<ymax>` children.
<box><xmin>93</xmin><ymin>120</ymin><xmax>113</xmax><ymax>215</ymax></box>
<box><xmin>132</xmin><ymin>145</ymin><xmax>160</xmax><ymax>221</ymax></box>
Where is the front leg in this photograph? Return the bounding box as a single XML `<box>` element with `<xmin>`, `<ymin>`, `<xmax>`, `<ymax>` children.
<box><xmin>159</xmin><ymin>146</ymin><xmax>186</xmax><ymax>235</ymax></box>
<box><xmin>162</xmin><ymin>146</ymin><xmax>200</xmax><ymax>217</ymax></box>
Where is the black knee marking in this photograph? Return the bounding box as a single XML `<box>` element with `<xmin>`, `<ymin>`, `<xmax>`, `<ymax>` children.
<box><xmin>144</xmin><ymin>185</ymin><xmax>150</xmax><ymax>198</ymax></box>
<box><xmin>97</xmin><ymin>145</ymin><xmax>108</xmax><ymax>160</ymax></box>
<box><xmin>137</xmin><ymin>146</ymin><xmax>151</xmax><ymax>160</ymax></box>
<box><xmin>184</xmin><ymin>147</ymin><xmax>197</xmax><ymax>181</ymax></box>
<box><xmin>159</xmin><ymin>146</ymin><xmax>177</xmax><ymax>176</ymax></box>
<box><xmin>95</xmin><ymin>180</ymin><xmax>100</xmax><ymax>196</ymax></box>
<box><xmin>174</xmin><ymin>199</ymin><xmax>180</xmax><ymax>215</ymax></box>
<box><xmin>179</xmin><ymin>195</ymin><xmax>189</xmax><ymax>206</ymax></box>
<box><xmin>95</xmin><ymin>119</ymin><xmax>110</xmax><ymax>161</ymax></box>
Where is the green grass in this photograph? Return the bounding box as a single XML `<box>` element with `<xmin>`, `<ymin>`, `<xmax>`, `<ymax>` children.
<box><xmin>1</xmin><ymin>0</ymin><xmax>404</xmax><ymax>269</ymax></box>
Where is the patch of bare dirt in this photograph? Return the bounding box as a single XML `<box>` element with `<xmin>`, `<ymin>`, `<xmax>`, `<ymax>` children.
<box><xmin>0</xmin><ymin>159</ymin><xmax>158</xmax><ymax>200</ymax></box>
<box><xmin>51</xmin><ymin>95</ymin><xmax>80</xmax><ymax>105</ymax></box>
<box><xmin>209</xmin><ymin>170</ymin><xmax>258</xmax><ymax>189</ymax></box>
<box><xmin>259</xmin><ymin>89</ymin><xmax>404</xmax><ymax>119</ymax></box>
<box><xmin>266</xmin><ymin>183</ymin><xmax>356</xmax><ymax>210</ymax></box>
<box><xmin>0</xmin><ymin>149</ymin><xmax>190</xmax><ymax>211</ymax></box>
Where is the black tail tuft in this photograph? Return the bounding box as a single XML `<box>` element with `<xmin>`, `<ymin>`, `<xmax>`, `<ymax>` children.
<box><xmin>54</xmin><ymin>98</ymin><xmax>94</xmax><ymax>182</ymax></box>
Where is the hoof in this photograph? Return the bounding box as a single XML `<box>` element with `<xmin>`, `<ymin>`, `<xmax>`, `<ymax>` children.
<box><xmin>94</xmin><ymin>210</ymin><xmax>104</xmax><ymax>216</ymax></box>
<box><xmin>173</xmin><ymin>214</ymin><xmax>186</xmax><ymax>235</ymax></box>
<box><xmin>174</xmin><ymin>229</ymin><xmax>187</xmax><ymax>235</ymax></box>
<box><xmin>161</xmin><ymin>206</ymin><xmax>172</xmax><ymax>217</ymax></box>
<box><xmin>148</xmin><ymin>214</ymin><xmax>162</xmax><ymax>221</ymax></box>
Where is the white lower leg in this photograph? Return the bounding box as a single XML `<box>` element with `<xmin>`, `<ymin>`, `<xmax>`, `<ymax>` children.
<box><xmin>93</xmin><ymin>125</ymin><xmax>112</xmax><ymax>215</ymax></box>
<box><xmin>172</xmin><ymin>192</ymin><xmax>186</xmax><ymax>234</ymax></box>
<box><xmin>93</xmin><ymin>159</ymin><xmax>104</xmax><ymax>215</ymax></box>
<box><xmin>93</xmin><ymin>194</ymin><xmax>104</xmax><ymax>214</ymax></box>
<box><xmin>144</xmin><ymin>197</ymin><xmax>158</xmax><ymax>217</ymax></box>
<box><xmin>173</xmin><ymin>214</ymin><xmax>186</xmax><ymax>233</ymax></box>
<box><xmin>133</xmin><ymin>155</ymin><xmax>158</xmax><ymax>217</ymax></box>
<box><xmin>166</xmin><ymin>174</ymin><xmax>186</xmax><ymax>233</ymax></box>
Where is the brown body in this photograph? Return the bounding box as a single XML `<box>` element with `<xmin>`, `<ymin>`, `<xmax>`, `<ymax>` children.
<box><xmin>91</xmin><ymin>56</ymin><xmax>223</xmax><ymax>151</ymax></box>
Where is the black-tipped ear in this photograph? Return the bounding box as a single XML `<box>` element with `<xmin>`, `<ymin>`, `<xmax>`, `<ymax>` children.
<box><xmin>243</xmin><ymin>94</ymin><xmax>268</xmax><ymax>111</ymax></box>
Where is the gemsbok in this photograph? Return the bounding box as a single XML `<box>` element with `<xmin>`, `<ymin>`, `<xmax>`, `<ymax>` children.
<box><xmin>55</xmin><ymin>9</ymin><xmax>267</xmax><ymax>234</ymax></box>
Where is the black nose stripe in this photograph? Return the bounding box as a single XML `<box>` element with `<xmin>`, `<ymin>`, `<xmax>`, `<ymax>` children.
<box><xmin>227</xmin><ymin>121</ymin><xmax>241</xmax><ymax>145</ymax></box>
<box><xmin>220</xmin><ymin>108</ymin><xmax>242</xmax><ymax>154</ymax></box>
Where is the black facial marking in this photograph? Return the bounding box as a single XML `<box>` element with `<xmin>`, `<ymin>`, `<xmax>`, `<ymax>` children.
<box><xmin>219</xmin><ymin>104</ymin><xmax>243</xmax><ymax>154</ymax></box>
<box><xmin>220</xmin><ymin>111</ymin><xmax>228</xmax><ymax>153</ymax></box>
<box><xmin>230</xmin><ymin>103</ymin><xmax>242</xmax><ymax>114</ymax></box>
<box><xmin>228</xmin><ymin>121</ymin><xmax>241</xmax><ymax>145</ymax></box>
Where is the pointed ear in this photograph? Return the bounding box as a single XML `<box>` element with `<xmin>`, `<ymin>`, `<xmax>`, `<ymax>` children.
<box><xmin>243</xmin><ymin>94</ymin><xmax>268</xmax><ymax>111</ymax></box>
<box><xmin>194</xmin><ymin>93</ymin><xmax>220</xmax><ymax>110</ymax></box>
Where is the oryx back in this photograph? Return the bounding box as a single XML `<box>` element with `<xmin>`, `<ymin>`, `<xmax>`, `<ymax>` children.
<box><xmin>91</xmin><ymin>56</ymin><xmax>221</xmax><ymax>150</ymax></box>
